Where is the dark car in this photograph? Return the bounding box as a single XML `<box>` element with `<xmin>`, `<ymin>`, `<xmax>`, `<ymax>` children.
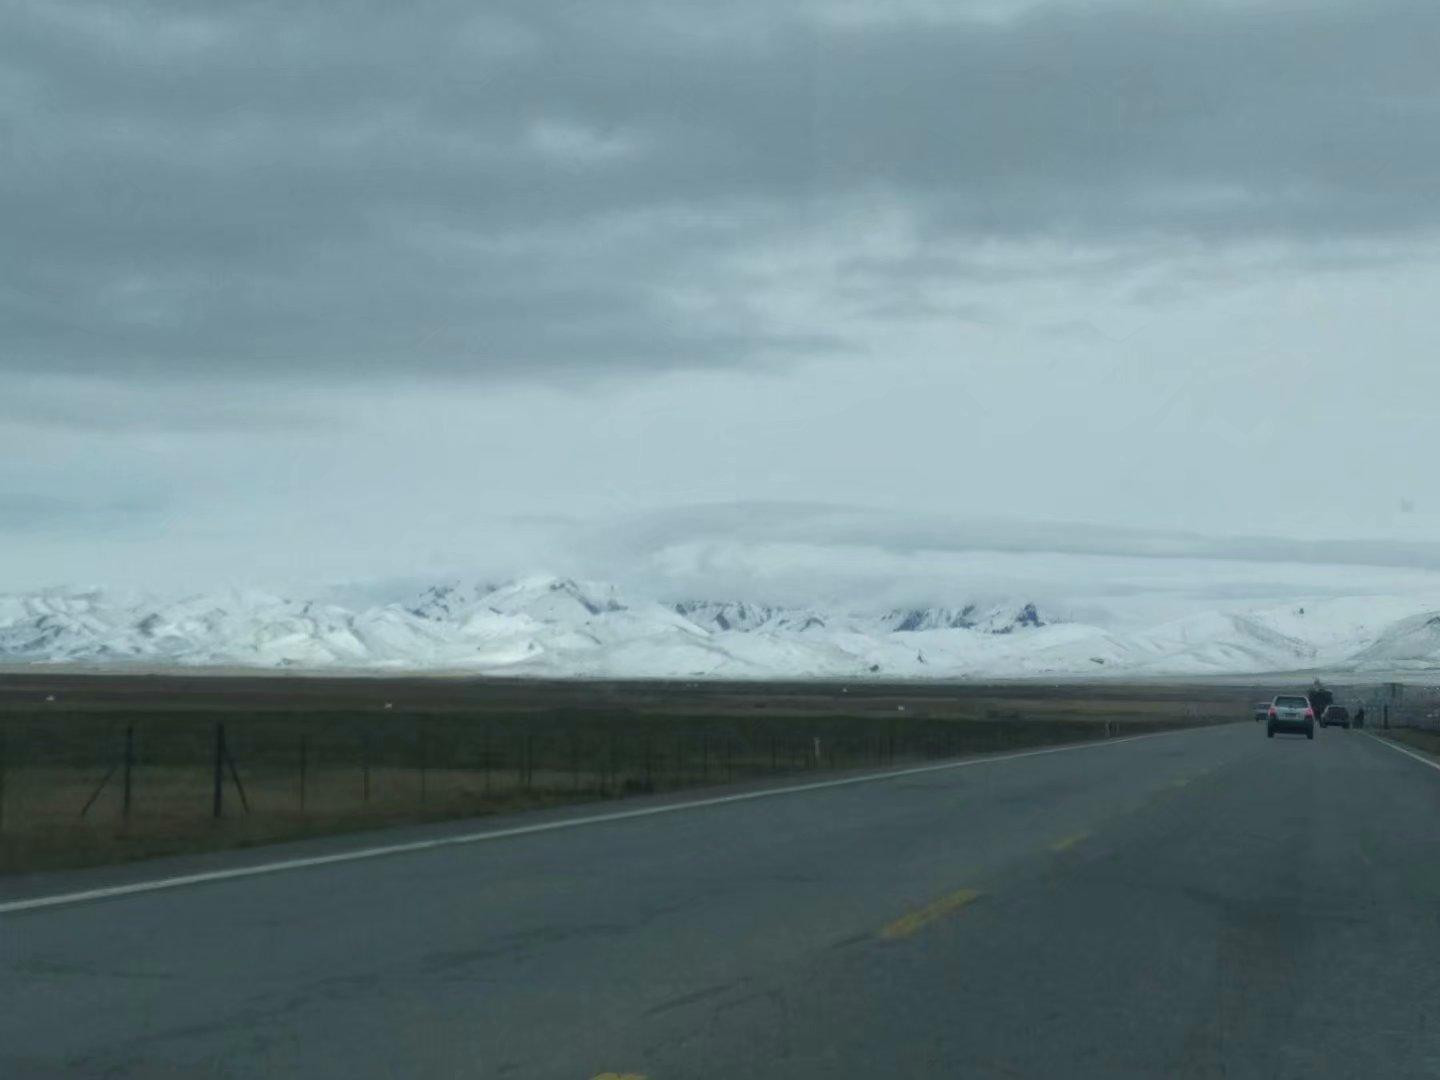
<box><xmin>1252</xmin><ymin>702</ymin><xmax>1270</xmax><ymax>723</ymax></box>
<box><xmin>1267</xmin><ymin>695</ymin><xmax>1315</xmax><ymax>739</ymax></box>
<box><xmin>1320</xmin><ymin>705</ymin><xmax>1351</xmax><ymax>729</ymax></box>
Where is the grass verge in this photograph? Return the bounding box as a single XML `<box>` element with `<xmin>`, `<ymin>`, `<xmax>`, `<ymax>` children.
<box><xmin>0</xmin><ymin>680</ymin><xmax>1249</xmax><ymax>874</ymax></box>
<box><xmin>1384</xmin><ymin>727</ymin><xmax>1440</xmax><ymax>759</ymax></box>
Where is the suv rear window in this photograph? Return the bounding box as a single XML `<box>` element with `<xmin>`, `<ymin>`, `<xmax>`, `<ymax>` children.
<box><xmin>1274</xmin><ymin>696</ymin><xmax>1309</xmax><ymax>707</ymax></box>
<box><xmin>1326</xmin><ymin>706</ymin><xmax>1349</xmax><ymax>717</ymax></box>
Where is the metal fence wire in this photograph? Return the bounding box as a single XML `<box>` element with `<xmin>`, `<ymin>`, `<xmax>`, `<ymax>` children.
<box><xmin>0</xmin><ymin>707</ymin><xmax>1193</xmax><ymax>872</ymax></box>
<box><xmin>1370</xmin><ymin>681</ymin><xmax>1440</xmax><ymax>731</ymax></box>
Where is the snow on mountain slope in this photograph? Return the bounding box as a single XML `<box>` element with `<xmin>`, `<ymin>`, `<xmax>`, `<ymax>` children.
<box><xmin>675</xmin><ymin>600</ymin><xmax>831</xmax><ymax>634</ymax></box>
<box><xmin>2</xmin><ymin>575</ymin><xmax>1439</xmax><ymax>678</ymax></box>
<box><xmin>879</xmin><ymin>602</ymin><xmax>1043</xmax><ymax>634</ymax></box>
<box><xmin>1120</xmin><ymin>610</ymin><xmax>1316</xmax><ymax>674</ymax></box>
<box><xmin>675</xmin><ymin>599</ymin><xmax>1044</xmax><ymax>637</ymax></box>
<box><xmin>0</xmin><ymin>592</ymin><xmax>117</xmax><ymax>660</ymax></box>
<box><xmin>1350</xmin><ymin>612</ymin><xmax>1440</xmax><ymax>670</ymax></box>
<box><xmin>407</xmin><ymin>582</ymin><xmax>495</xmax><ymax>622</ymax></box>
<box><xmin>1117</xmin><ymin>596</ymin><xmax>1440</xmax><ymax>676</ymax></box>
<box><xmin>1240</xmin><ymin>596</ymin><xmax>1431</xmax><ymax>660</ymax></box>
<box><xmin>397</xmin><ymin>577</ymin><xmax>711</xmax><ymax>672</ymax></box>
<box><xmin>480</xmin><ymin>576</ymin><xmax>627</xmax><ymax>621</ymax></box>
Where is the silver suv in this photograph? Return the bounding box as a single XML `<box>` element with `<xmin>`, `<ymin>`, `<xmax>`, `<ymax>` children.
<box><xmin>1267</xmin><ymin>695</ymin><xmax>1315</xmax><ymax>739</ymax></box>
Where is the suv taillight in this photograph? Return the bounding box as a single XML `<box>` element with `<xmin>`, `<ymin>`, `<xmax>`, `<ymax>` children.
<box><xmin>1268</xmin><ymin>707</ymin><xmax>1277</xmax><ymax>718</ymax></box>
<box><xmin>1305</xmin><ymin>708</ymin><xmax>1315</xmax><ymax>719</ymax></box>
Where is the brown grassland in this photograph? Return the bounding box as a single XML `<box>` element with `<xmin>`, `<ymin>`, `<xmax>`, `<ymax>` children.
<box><xmin>0</xmin><ymin>672</ymin><xmax>1264</xmax><ymax>873</ymax></box>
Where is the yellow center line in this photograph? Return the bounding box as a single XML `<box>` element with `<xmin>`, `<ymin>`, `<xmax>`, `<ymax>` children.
<box><xmin>879</xmin><ymin>888</ymin><xmax>982</xmax><ymax>940</ymax></box>
<box><xmin>1049</xmin><ymin>831</ymin><xmax>1089</xmax><ymax>852</ymax></box>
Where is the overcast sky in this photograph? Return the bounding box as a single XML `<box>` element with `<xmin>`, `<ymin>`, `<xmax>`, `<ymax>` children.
<box><xmin>5</xmin><ymin>0</ymin><xmax>1440</xmax><ymax>602</ymax></box>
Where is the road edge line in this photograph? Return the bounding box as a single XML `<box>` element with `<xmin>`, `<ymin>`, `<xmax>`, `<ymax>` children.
<box><xmin>0</xmin><ymin>724</ymin><xmax>1214</xmax><ymax>915</ymax></box>
<box><xmin>1366</xmin><ymin>731</ymin><xmax>1440</xmax><ymax>774</ymax></box>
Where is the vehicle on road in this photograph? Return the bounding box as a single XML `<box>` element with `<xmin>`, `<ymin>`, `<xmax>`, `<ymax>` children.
<box><xmin>1252</xmin><ymin>702</ymin><xmax>1270</xmax><ymax>723</ymax></box>
<box><xmin>1320</xmin><ymin>705</ymin><xmax>1351</xmax><ymax>729</ymax></box>
<box><xmin>1267</xmin><ymin>695</ymin><xmax>1315</xmax><ymax>739</ymax></box>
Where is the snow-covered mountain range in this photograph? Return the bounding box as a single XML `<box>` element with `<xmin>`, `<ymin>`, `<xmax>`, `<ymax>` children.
<box><xmin>2</xmin><ymin>575</ymin><xmax>1439</xmax><ymax>679</ymax></box>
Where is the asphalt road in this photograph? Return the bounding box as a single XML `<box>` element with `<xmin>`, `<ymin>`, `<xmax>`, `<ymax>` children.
<box><xmin>4</xmin><ymin>722</ymin><xmax>1440</xmax><ymax>1078</ymax></box>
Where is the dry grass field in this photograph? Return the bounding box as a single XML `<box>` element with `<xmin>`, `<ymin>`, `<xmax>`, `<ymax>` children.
<box><xmin>0</xmin><ymin>672</ymin><xmax>1263</xmax><ymax>873</ymax></box>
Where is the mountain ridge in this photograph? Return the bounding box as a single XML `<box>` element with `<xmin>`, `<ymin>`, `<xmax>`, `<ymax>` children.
<box><xmin>1</xmin><ymin>576</ymin><xmax>1436</xmax><ymax>679</ymax></box>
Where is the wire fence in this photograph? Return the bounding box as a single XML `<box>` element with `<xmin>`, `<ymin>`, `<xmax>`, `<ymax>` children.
<box><xmin>1363</xmin><ymin>682</ymin><xmax>1440</xmax><ymax>732</ymax></box>
<box><xmin>0</xmin><ymin>708</ymin><xmax>1188</xmax><ymax>871</ymax></box>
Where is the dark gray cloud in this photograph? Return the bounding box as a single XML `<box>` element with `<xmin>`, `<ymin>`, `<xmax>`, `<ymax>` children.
<box><xmin>3</xmin><ymin>0</ymin><xmax>1439</xmax><ymax>384</ymax></box>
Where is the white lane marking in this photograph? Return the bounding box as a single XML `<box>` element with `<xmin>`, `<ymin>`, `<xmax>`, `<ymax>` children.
<box><xmin>1367</xmin><ymin>733</ymin><xmax>1440</xmax><ymax>774</ymax></box>
<box><xmin>0</xmin><ymin>725</ymin><xmax>1213</xmax><ymax>915</ymax></box>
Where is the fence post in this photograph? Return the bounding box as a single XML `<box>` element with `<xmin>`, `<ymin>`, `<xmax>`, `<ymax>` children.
<box><xmin>483</xmin><ymin>724</ymin><xmax>492</xmax><ymax>796</ymax></box>
<box><xmin>299</xmin><ymin>733</ymin><xmax>308</xmax><ymax>812</ymax></box>
<box><xmin>122</xmin><ymin>723</ymin><xmax>134</xmax><ymax>820</ymax></box>
<box><xmin>419</xmin><ymin>721</ymin><xmax>429</xmax><ymax>805</ymax></box>
<box><xmin>362</xmin><ymin>729</ymin><xmax>372</xmax><ymax>804</ymax></box>
<box><xmin>213</xmin><ymin>721</ymin><xmax>226</xmax><ymax>819</ymax></box>
<box><xmin>701</xmin><ymin>734</ymin><xmax>709</xmax><ymax>782</ymax></box>
<box><xmin>224</xmin><ymin>739</ymin><xmax>250</xmax><ymax>814</ymax></box>
<box><xmin>0</xmin><ymin>729</ymin><xmax>7</xmax><ymax>834</ymax></box>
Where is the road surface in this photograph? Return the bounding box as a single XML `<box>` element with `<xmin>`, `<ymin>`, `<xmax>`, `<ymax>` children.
<box><xmin>4</xmin><ymin>723</ymin><xmax>1440</xmax><ymax>1078</ymax></box>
